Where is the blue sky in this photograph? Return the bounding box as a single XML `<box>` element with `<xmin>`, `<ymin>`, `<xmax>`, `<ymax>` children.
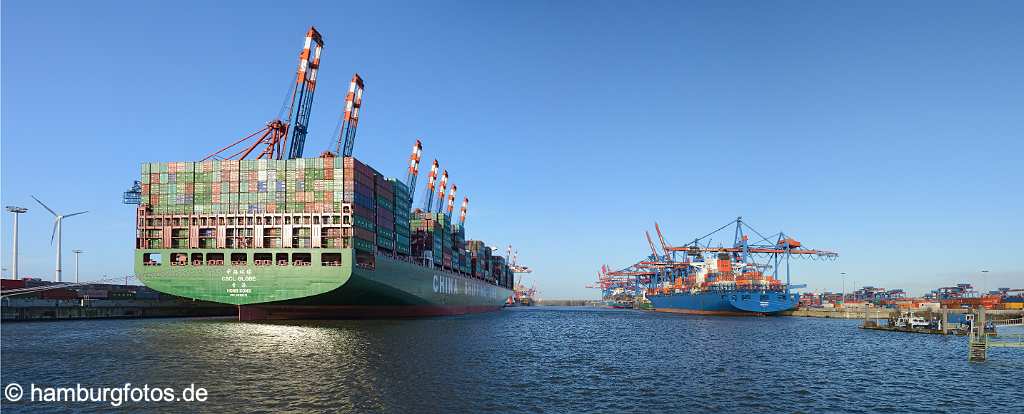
<box><xmin>2</xmin><ymin>1</ymin><xmax>1022</xmax><ymax>297</ymax></box>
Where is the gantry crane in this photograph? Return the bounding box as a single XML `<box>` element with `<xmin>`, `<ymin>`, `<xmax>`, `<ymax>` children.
<box><xmin>203</xmin><ymin>27</ymin><xmax>324</xmax><ymax>161</ymax></box>
<box><xmin>648</xmin><ymin>217</ymin><xmax>834</xmax><ymax>293</ymax></box>
<box><xmin>405</xmin><ymin>140</ymin><xmax>423</xmax><ymax>204</ymax></box>
<box><xmin>445</xmin><ymin>185</ymin><xmax>458</xmax><ymax>220</ymax></box>
<box><xmin>509</xmin><ymin>249</ymin><xmax>532</xmax><ymax>274</ymax></box>
<box><xmin>421</xmin><ymin>160</ymin><xmax>439</xmax><ymax>211</ymax></box>
<box><xmin>336</xmin><ymin>74</ymin><xmax>365</xmax><ymax>157</ymax></box>
<box><xmin>459</xmin><ymin>197</ymin><xmax>469</xmax><ymax>225</ymax></box>
<box><xmin>434</xmin><ymin>170</ymin><xmax>448</xmax><ymax>213</ymax></box>
<box><xmin>592</xmin><ymin>217</ymin><xmax>837</xmax><ymax>300</ymax></box>
<box><xmin>586</xmin><ymin>263</ymin><xmax>652</xmax><ymax>301</ymax></box>
<box><xmin>122</xmin><ymin>181</ymin><xmax>142</xmax><ymax>205</ymax></box>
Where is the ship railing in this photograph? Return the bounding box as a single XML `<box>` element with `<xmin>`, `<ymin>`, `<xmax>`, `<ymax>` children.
<box><xmin>230</xmin><ymin>261</ymin><xmax>246</xmax><ymax>266</ymax></box>
<box><xmin>278</xmin><ymin>260</ymin><xmax>289</xmax><ymax>266</ymax></box>
<box><xmin>143</xmin><ymin>261</ymin><xmax>160</xmax><ymax>266</ymax></box>
<box><xmin>293</xmin><ymin>261</ymin><xmax>312</xmax><ymax>266</ymax></box>
<box><xmin>321</xmin><ymin>261</ymin><xmax>342</xmax><ymax>266</ymax></box>
<box><xmin>192</xmin><ymin>260</ymin><xmax>203</xmax><ymax>266</ymax></box>
<box><xmin>254</xmin><ymin>260</ymin><xmax>272</xmax><ymax>266</ymax></box>
<box><xmin>170</xmin><ymin>261</ymin><xmax>187</xmax><ymax>266</ymax></box>
<box><xmin>207</xmin><ymin>260</ymin><xmax>224</xmax><ymax>266</ymax></box>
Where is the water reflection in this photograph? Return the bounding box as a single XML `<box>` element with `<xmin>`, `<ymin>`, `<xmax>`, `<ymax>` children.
<box><xmin>2</xmin><ymin>308</ymin><xmax>1022</xmax><ymax>413</ymax></box>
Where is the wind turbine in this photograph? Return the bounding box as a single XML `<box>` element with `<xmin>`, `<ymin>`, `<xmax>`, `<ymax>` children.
<box><xmin>32</xmin><ymin>196</ymin><xmax>87</xmax><ymax>282</ymax></box>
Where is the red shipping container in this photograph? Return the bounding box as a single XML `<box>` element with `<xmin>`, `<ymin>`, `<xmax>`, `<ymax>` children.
<box><xmin>41</xmin><ymin>288</ymin><xmax>79</xmax><ymax>300</ymax></box>
<box><xmin>0</xmin><ymin>279</ymin><xmax>27</xmax><ymax>291</ymax></box>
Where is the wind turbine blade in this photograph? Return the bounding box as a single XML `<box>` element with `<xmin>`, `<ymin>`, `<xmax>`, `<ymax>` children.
<box><xmin>51</xmin><ymin>220</ymin><xmax>58</xmax><ymax>244</ymax></box>
<box><xmin>31</xmin><ymin>195</ymin><xmax>58</xmax><ymax>216</ymax></box>
<box><xmin>64</xmin><ymin>211</ymin><xmax>88</xmax><ymax>218</ymax></box>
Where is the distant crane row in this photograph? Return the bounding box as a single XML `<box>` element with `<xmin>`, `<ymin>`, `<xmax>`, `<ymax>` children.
<box><xmin>589</xmin><ymin>217</ymin><xmax>837</xmax><ymax>299</ymax></box>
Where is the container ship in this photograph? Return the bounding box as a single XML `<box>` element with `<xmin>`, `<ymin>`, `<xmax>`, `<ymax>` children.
<box><xmin>128</xmin><ymin>27</ymin><xmax>515</xmax><ymax>320</ymax></box>
<box><xmin>595</xmin><ymin>218</ymin><xmax>837</xmax><ymax>316</ymax></box>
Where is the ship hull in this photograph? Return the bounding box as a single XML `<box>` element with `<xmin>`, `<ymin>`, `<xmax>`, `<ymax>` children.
<box><xmin>136</xmin><ymin>248</ymin><xmax>513</xmax><ymax>321</ymax></box>
<box><xmin>649</xmin><ymin>290</ymin><xmax>799</xmax><ymax>316</ymax></box>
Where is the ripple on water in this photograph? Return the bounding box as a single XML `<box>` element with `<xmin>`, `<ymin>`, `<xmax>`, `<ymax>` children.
<box><xmin>2</xmin><ymin>309</ymin><xmax>1022</xmax><ymax>413</ymax></box>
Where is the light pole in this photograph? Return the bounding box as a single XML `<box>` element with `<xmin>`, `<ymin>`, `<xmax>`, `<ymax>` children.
<box><xmin>73</xmin><ymin>250</ymin><xmax>84</xmax><ymax>283</ymax></box>
<box><xmin>840</xmin><ymin>272</ymin><xmax>847</xmax><ymax>304</ymax></box>
<box><xmin>980</xmin><ymin>270</ymin><xmax>989</xmax><ymax>295</ymax></box>
<box><xmin>6</xmin><ymin>206</ymin><xmax>28</xmax><ymax>280</ymax></box>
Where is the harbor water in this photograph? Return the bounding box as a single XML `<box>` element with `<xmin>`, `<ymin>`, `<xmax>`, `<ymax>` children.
<box><xmin>2</xmin><ymin>307</ymin><xmax>1021</xmax><ymax>413</ymax></box>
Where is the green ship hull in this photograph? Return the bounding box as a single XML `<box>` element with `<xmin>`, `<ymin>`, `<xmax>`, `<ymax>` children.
<box><xmin>136</xmin><ymin>248</ymin><xmax>513</xmax><ymax>320</ymax></box>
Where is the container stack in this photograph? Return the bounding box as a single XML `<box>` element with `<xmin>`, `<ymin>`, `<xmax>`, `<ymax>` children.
<box><xmin>411</xmin><ymin>210</ymin><xmax>447</xmax><ymax>267</ymax></box>
<box><xmin>141</xmin><ymin>157</ymin><xmax>349</xmax><ymax>215</ymax></box>
<box><xmin>489</xmin><ymin>255</ymin><xmax>506</xmax><ymax>283</ymax></box>
<box><xmin>452</xmin><ymin>225</ymin><xmax>468</xmax><ymax>273</ymax></box>
<box><xmin>466</xmin><ymin>240</ymin><xmax>493</xmax><ymax>280</ymax></box>
<box><xmin>374</xmin><ymin>175</ymin><xmax>396</xmax><ymax>253</ymax></box>
<box><xmin>138</xmin><ymin>155</ymin><xmax>509</xmax><ymax>280</ymax></box>
<box><xmin>437</xmin><ymin>213</ymin><xmax>453</xmax><ymax>270</ymax></box>
<box><xmin>343</xmin><ymin>157</ymin><xmax>377</xmax><ymax>255</ymax></box>
<box><xmin>467</xmin><ymin>241</ymin><xmax>492</xmax><ymax>281</ymax></box>
<box><xmin>390</xmin><ymin>179</ymin><xmax>412</xmax><ymax>256</ymax></box>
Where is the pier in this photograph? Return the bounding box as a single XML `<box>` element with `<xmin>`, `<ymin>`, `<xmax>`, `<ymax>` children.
<box><xmin>967</xmin><ymin>308</ymin><xmax>1024</xmax><ymax>362</ymax></box>
<box><xmin>1</xmin><ymin>298</ymin><xmax>234</xmax><ymax>321</ymax></box>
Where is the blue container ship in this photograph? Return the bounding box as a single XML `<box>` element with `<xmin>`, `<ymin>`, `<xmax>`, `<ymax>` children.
<box><xmin>601</xmin><ymin>217</ymin><xmax>837</xmax><ymax>316</ymax></box>
<box><xmin>649</xmin><ymin>290</ymin><xmax>800</xmax><ymax>316</ymax></box>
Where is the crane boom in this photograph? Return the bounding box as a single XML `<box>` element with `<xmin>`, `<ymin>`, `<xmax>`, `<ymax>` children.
<box><xmin>446</xmin><ymin>185</ymin><xmax>457</xmax><ymax>219</ymax></box>
<box><xmin>423</xmin><ymin>160</ymin><xmax>439</xmax><ymax>211</ymax></box>
<box><xmin>337</xmin><ymin>74</ymin><xmax>365</xmax><ymax>157</ymax></box>
<box><xmin>202</xmin><ymin>27</ymin><xmax>322</xmax><ymax>161</ymax></box>
<box><xmin>645</xmin><ymin>231</ymin><xmax>660</xmax><ymax>260</ymax></box>
<box><xmin>654</xmin><ymin>222</ymin><xmax>671</xmax><ymax>258</ymax></box>
<box><xmin>406</xmin><ymin>140</ymin><xmax>422</xmax><ymax>204</ymax></box>
<box><xmin>435</xmin><ymin>170</ymin><xmax>448</xmax><ymax>213</ymax></box>
<box><xmin>459</xmin><ymin>197</ymin><xmax>469</xmax><ymax>225</ymax></box>
<box><xmin>285</xmin><ymin>27</ymin><xmax>324</xmax><ymax>159</ymax></box>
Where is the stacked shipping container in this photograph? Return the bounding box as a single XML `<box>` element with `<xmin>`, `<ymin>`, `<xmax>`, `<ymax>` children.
<box><xmin>410</xmin><ymin>211</ymin><xmax>445</xmax><ymax>267</ymax></box>
<box><xmin>391</xmin><ymin>179</ymin><xmax>412</xmax><ymax>255</ymax></box>
<box><xmin>141</xmin><ymin>158</ymin><xmax>347</xmax><ymax>215</ymax></box>
<box><xmin>139</xmin><ymin>155</ymin><xmax>515</xmax><ymax>286</ymax></box>
<box><xmin>342</xmin><ymin>157</ymin><xmax>378</xmax><ymax>259</ymax></box>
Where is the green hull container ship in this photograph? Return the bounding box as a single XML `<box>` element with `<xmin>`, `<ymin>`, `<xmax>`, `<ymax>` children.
<box><xmin>133</xmin><ymin>156</ymin><xmax>515</xmax><ymax>321</ymax></box>
<box><xmin>131</xmin><ymin>28</ymin><xmax>516</xmax><ymax>320</ymax></box>
<box><xmin>135</xmin><ymin>247</ymin><xmax>512</xmax><ymax>320</ymax></box>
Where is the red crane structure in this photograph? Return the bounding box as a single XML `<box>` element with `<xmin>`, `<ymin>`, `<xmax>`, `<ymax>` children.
<box><xmin>203</xmin><ymin>27</ymin><xmax>324</xmax><ymax>161</ymax></box>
